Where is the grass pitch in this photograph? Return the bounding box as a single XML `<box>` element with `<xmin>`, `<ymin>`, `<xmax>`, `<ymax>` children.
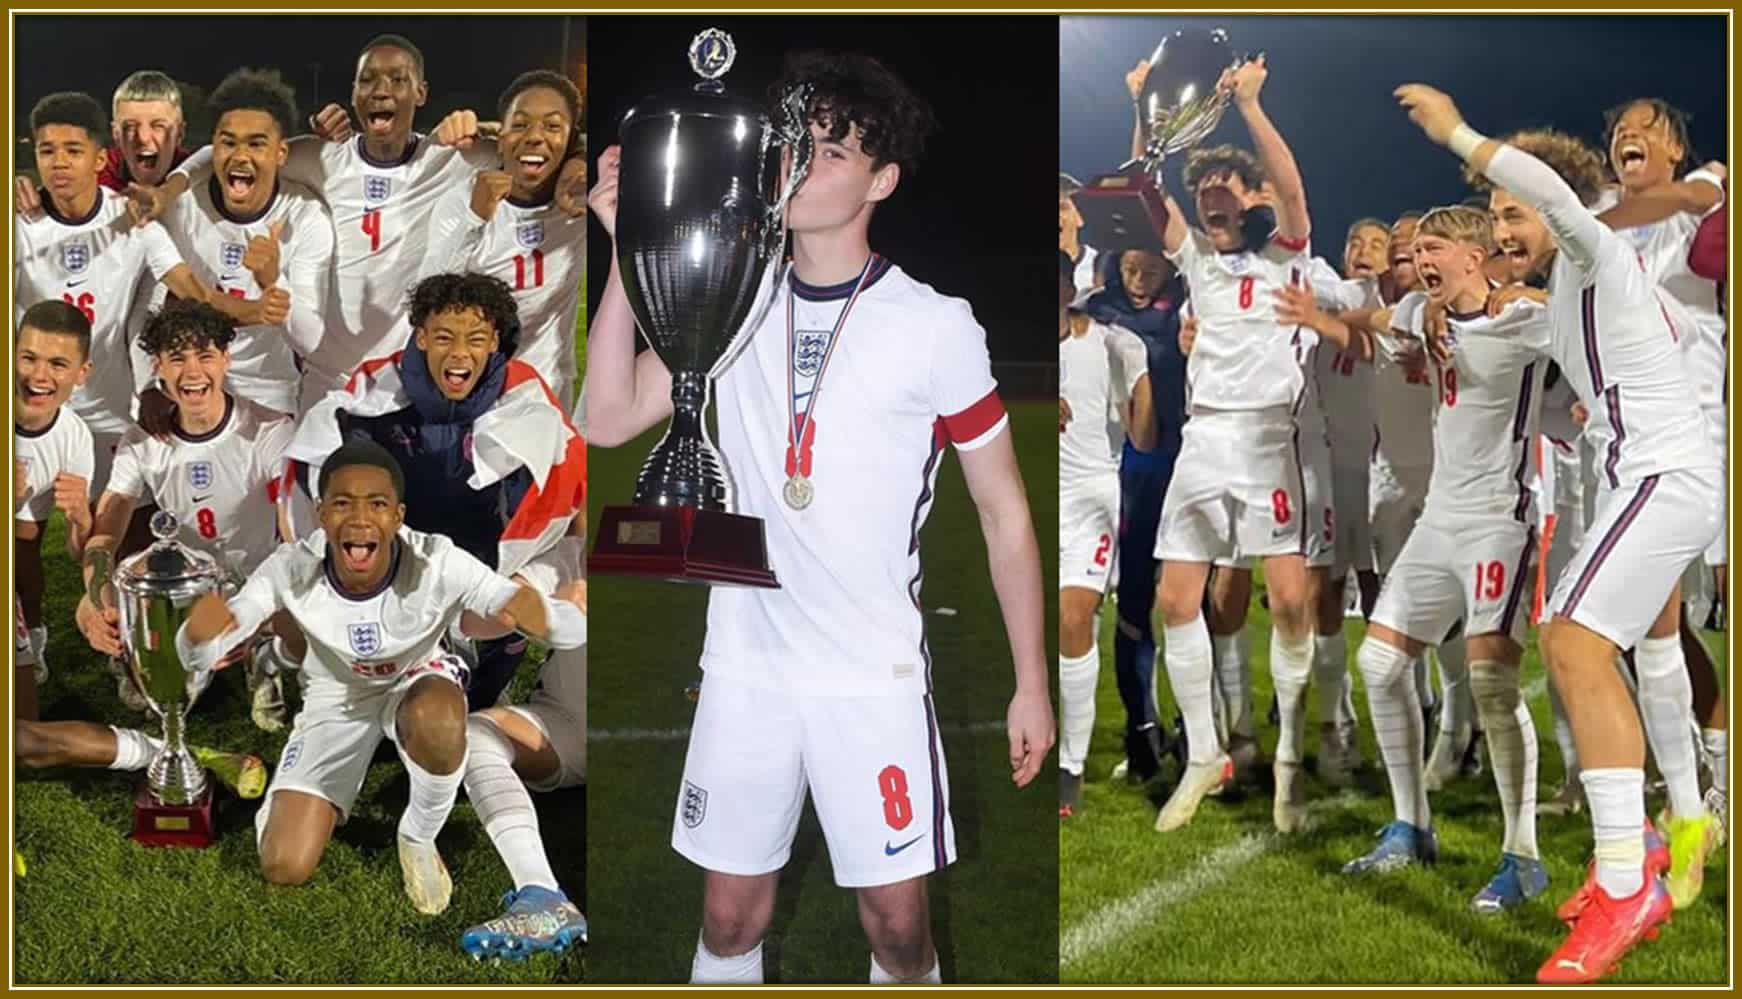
<box><xmin>1060</xmin><ymin>585</ymin><xmax>1729</xmax><ymax>984</ymax></box>
<box><xmin>583</xmin><ymin>401</ymin><xmax>1059</xmax><ymax>984</ymax></box>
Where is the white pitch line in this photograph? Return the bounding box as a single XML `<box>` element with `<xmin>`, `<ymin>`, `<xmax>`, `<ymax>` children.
<box><xmin>591</xmin><ymin>719</ymin><xmax>1009</xmax><ymax>742</ymax></box>
<box><xmin>1061</xmin><ymin>791</ymin><xmax>1360</xmax><ymax>971</ymax></box>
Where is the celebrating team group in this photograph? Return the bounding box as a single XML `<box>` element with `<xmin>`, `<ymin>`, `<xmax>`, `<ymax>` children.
<box><xmin>1058</xmin><ymin>56</ymin><xmax>1726</xmax><ymax>983</ymax></box>
<box><xmin>12</xmin><ymin>34</ymin><xmax>593</xmax><ymax>959</ymax></box>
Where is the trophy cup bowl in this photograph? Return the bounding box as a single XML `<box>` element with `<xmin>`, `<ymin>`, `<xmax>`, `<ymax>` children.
<box><xmin>113</xmin><ymin>510</ymin><xmax>226</xmax><ymax>847</ymax></box>
<box><xmin>591</xmin><ymin>27</ymin><xmax>812</xmax><ymax>588</ymax></box>
<box><xmin>1074</xmin><ymin>27</ymin><xmax>1238</xmax><ymax>256</ymax></box>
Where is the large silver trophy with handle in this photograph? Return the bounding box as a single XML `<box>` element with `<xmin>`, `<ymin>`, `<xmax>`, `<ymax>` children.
<box><xmin>591</xmin><ymin>27</ymin><xmax>813</xmax><ymax>588</ymax></box>
<box><xmin>1076</xmin><ymin>27</ymin><xmax>1241</xmax><ymax>254</ymax></box>
<box><xmin>113</xmin><ymin>510</ymin><xmax>225</xmax><ymax>846</ymax></box>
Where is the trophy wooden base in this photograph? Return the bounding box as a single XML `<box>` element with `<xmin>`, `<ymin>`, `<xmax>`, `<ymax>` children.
<box><xmin>130</xmin><ymin>782</ymin><xmax>216</xmax><ymax>848</ymax></box>
<box><xmin>1073</xmin><ymin>169</ymin><xmax>1171</xmax><ymax>257</ymax></box>
<box><xmin>591</xmin><ymin>505</ymin><xmax>779</xmax><ymax>588</ymax></box>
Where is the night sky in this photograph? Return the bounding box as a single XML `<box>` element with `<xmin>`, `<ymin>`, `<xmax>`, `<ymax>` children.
<box><xmin>586</xmin><ymin>15</ymin><xmax>1059</xmax><ymax>366</ymax></box>
<box><xmin>1061</xmin><ymin>14</ymin><xmax>1728</xmax><ymax>262</ymax></box>
<box><xmin>14</xmin><ymin>14</ymin><xmax>581</xmax><ymax>148</ymax></box>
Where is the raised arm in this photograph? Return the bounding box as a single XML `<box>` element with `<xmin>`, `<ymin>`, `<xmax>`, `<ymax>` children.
<box><xmin>582</xmin><ymin>145</ymin><xmax>675</xmax><ymax>446</ymax></box>
<box><xmin>1396</xmin><ymin>83</ymin><xmax>1604</xmax><ymax>276</ymax></box>
<box><xmin>956</xmin><ymin>428</ymin><xmax>1054</xmax><ymax>788</ymax></box>
<box><xmin>1230</xmin><ymin>58</ymin><xmax>1309</xmax><ymax>244</ymax></box>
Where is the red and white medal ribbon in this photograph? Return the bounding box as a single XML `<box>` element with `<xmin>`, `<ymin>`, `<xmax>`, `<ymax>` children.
<box><xmin>783</xmin><ymin>253</ymin><xmax>876</xmax><ymax>510</ymax></box>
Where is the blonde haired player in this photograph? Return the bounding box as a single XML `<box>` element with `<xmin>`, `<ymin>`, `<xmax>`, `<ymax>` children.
<box><xmin>1284</xmin><ymin>206</ymin><xmax>1552</xmax><ymax>911</ymax></box>
<box><xmin>1400</xmin><ymin>83</ymin><xmax>1721</xmax><ymax>983</ymax></box>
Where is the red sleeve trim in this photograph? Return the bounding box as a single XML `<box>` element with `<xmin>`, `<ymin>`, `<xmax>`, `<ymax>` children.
<box><xmin>345</xmin><ymin>352</ymin><xmax>402</xmax><ymax>392</ymax></box>
<box><xmin>941</xmin><ymin>389</ymin><xmax>1005</xmax><ymax>445</ymax></box>
<box><xmin>1271</xmin><ymin>232</ymin><xmax>1309</xmax><ymax>253</ymax></box>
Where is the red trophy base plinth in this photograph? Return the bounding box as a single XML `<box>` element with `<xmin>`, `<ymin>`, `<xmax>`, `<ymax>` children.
<box><xmin>591</xmin><ymin>505</ymin><xmax>779</xmax><ymax>588</ymax></box>
<box><xmin>1073</xmin><ymin>169</ymin><xmax>1171</xmax><ymax>256</ymax></box>
<box><xmin>130</xmin><ymin>781</ymin><xmax>216</xmax><ymax>848</ymax></box>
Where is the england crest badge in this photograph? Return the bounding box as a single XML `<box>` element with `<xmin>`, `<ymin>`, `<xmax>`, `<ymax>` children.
<box><xmin>187</xmin><ymin>461</ymin><xmax>214</xmax><ymax>491</ymax></box>
<box><xmin>363</xmin><ymin>175</ymin><xmax>391</xmax><ymax>207</ymax></box>
<box><xmin>347</xmin><ymin>621</ymin><xmax>382</xmax><ymax>657</ymax></box>
<box><xmin>795</xmin><ymin>330</ymin><xmax>829</xmax><ymax>378</ymax></box>
<box><xmin>681</xmin><ymin>780</ymin><xmax>709</xmax><ymax>828</ymax></box>
<box><xmin>221</xmin><ymin>242</ymin><xmax>246</xmax><ymax>270</ymax></box>
<box><xmin>516</xmin><ymin>220</ymin><xmax>545</xmax><ymax>249</ymax></box>
<box><xmin>60</xmin><ymin>240</ymin><xmax>90</xmax><ymax>274</ymax></box>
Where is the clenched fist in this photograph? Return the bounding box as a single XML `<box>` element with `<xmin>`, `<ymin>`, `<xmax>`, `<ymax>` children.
<box><xmin>470</xmin><ymin>171</ymin><xmax>514</xmax><ymax>223</ymax></box>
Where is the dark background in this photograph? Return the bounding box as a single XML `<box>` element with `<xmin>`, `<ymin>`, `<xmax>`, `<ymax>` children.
<box><xmin>586</xmin><ymin>15</ymin><xmax>1060</xmax><ymax>374</ymax></box>
<box><xmin>1061</xmin><ymin>14</ymin><xmax>1728</xmax><ymax>259</ymax></box>
<box><xmin>15</xmin><ymin>14</ymin><xmax>584</xmax><ymax>161</ymax></box>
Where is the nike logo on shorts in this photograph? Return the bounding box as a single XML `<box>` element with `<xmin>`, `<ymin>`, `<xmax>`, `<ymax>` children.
<box><xmin>884</xmin><ymin>834</ymin><xmax>925</xmax><ymax>857</ymax></box>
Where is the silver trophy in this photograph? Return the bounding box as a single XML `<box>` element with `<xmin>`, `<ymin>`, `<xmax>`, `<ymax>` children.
<box><xmin>591</xmin><ymin>27</ymin><xmax>813</xmax><ymax>588</ymax></box>
<box><xmin>1078</xmin><ymin>27</ymin><xmax>1241</xmax><ymax>254</ymax></box>
<box><xmin>1130</xmin><ymin>27</ymin><xmax>1240</xmax><ymax>175</ymax></box>
<box><xmin>114</xmin><ymin>510</ymin><xmax>225</xmax><ymax>845</ymax></box>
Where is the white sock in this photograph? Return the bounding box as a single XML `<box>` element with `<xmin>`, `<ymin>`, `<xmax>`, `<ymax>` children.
<box><xmin>1358</xmin><ymin>638</ymin><xmax>1428</xmax><ymax>828</ymax></box>
<box><xmin>1270</xmin><ymin>626</ymin><xmax>1313</xmax><ymax>766</ymax></box>
<box><xmin>398</xmin><ymin>749</ymin><xmax>467</xmax><ymax>845</ymax></box>
<box><xmin>1164</xmin><ymin>616</ymin><xmax>1221</xmax><ymax>764</ymax></box>
<box><xmin>1546</xmin><ymin>676</ymin><xmax>1582</xmax><ymax>787</ymax></box>
<box><xmin>107</xmin><ymin>726</ymin><xmax>162</xmax><ymax>771</ymax></box>
<box><xmin>27</xmin><ymin>624</ymin><xmax>47</xmax><ymax>661</ymax></box>
<box><xmin>692</xmin><ymin>937</ymin><xmax>763</xmax><ymax>984</ymax></box>
<box><xmin>1412</xmin><ymin>651</ymin><xmax>1434</xmax><ymax>714</ymax></box>
<box><xmin>1703</xmin><ymin>728</ymin><xmax>1728</xmax><ymax>791</ymax></box>
<box><xmin>1470</xmin><ymin>659</ymin><xmax>1538</xmax><ymax>859</ymax></box>
<box><xmin>1635</xmin><ymin>634</ymin><xmax>1703</xmax><ymax>818</ymax></box>
<box><xmin>1582</xmin><ymin>767</ymin><xmax>1647</xmax><ymax>898</ymax></box>
<box><xmin>463</xmin><ymin>717</ymin><xmax>558</xmax><ymax>892</ymax></box>
<box><xmin>1436</xmin><ymin>635</ymin><xmax>1472</xmax><ymax>740</ymax></box>
<box><xmin>1210</xmin><ymin>629</ymin><xmax>1252</xmax><ymax>739</ymax></box>
<box><xmin>1312</xmin><ymin>631</ymin><xmax>1348</xmax><ymax>730</ymax></box>
<box><xmin>1059</xmin><ymin>646</ymin><xmax>1099</xmax><ymax>776</ymax></box>
<box><xmin>870</xmin><ymin>953</ymin><xmax>942</xmax><ymax>984</ymax></box>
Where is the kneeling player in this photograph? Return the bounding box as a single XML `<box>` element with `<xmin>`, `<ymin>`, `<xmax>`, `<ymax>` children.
<box><xmin>1289</xmin><ymin>207</ymin><xmax>1550</xmax><ymax>910</ymax></box>
<box><xmin>175</xmin><ymin>442</ymin><xmax>587</xmax><ymax>914</ymax></box>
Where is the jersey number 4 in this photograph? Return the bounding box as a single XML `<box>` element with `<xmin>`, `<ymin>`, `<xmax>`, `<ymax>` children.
<box><xmin>361</xmin><ymin>210</ymin><xmax>383</xmax><ymax>253</ymax></box>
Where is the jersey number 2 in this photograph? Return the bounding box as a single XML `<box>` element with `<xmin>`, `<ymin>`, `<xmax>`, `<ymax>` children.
<box><xmin>514</xmin><ymin>249</ymin><xmax>545</xmax><ymax>290</ymax></box>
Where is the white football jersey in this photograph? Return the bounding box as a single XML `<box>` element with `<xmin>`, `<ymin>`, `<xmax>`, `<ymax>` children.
<box><xmin>1073</xmin><ymin>243</ymin><xmax>1100</xmax><ymax>292</ymax></box>
<box><xmin>158</xmin><ymin>176</ymin><xmax>335</xmax><ymax>415</ymax></box>
<box><xmin>15</xmin><ymin>407</ymin><xmax>95</xmax><ymax>522</ymax></box>
<box><xmin>1399</xmin><ymin>291</ymin><xmax>1551</xmax><ymax>524</ymax></box>
<box><xmin>13</xmin><ymin>189</ymin><xmax>183</xmax><ymax>435</ymax></box>
<box><xmin>1168</xmin><ymin>228</ymin><xmax>1310</xmax><ymax>410</ymax></box>
<box><xmin>703</xmin><ymin>259</ymin><xmax>1008</xmax><ymax>697</ymax></box>
<box><xmin>1372</xmin><ymin>294</ymin><xmax>1437</xmax><ymax>472</ymax></box>
<box><xmin>1307</xmin><ymin>257</ymin><xmax>1380</xmax><ymax>466</ymax></box>
<box><xmin>1613</xmin><ymin>168</ymin><xmax>1727</xmax><ymax>415</ymax></box>
<box><xmin>1060</xmin><ymin>316</ymin><xmax>1144</xmax><ymax>485</ymax></box>
<box><xmin>1485</xmin><ymin>145</ymin><xmax>1719</xmax><ymax>488</ymax></box>
<box><xmin>104</xmin><ymin>394</ymin><xmax>293</xmax><ymax>579</ymax></box>
<box><xmin>421</xmin><ymin>182</ymin><xmax>586</xmax><ymax>400</ymax></box>
<box><xmin>218</xmin><ymin>526</ymin><xmax>520</xmax><ymax>711</ymax></box>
